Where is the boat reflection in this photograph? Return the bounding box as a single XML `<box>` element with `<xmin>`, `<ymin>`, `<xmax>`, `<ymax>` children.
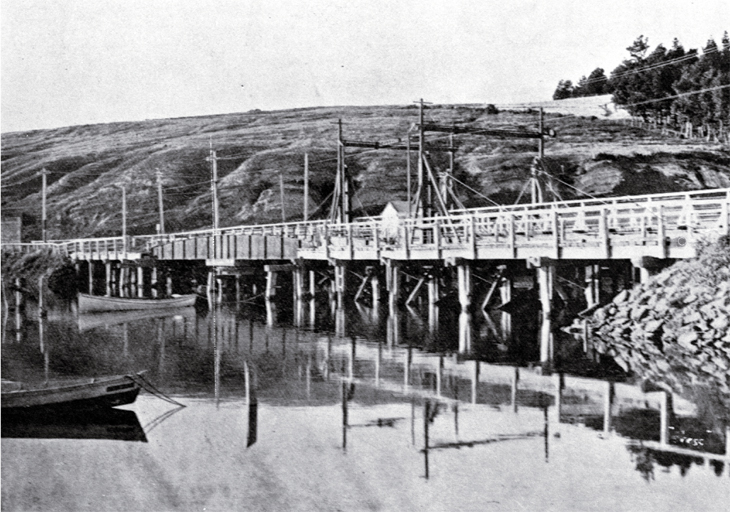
<box><xmin>2</xmin><ymin>408</ymin><xmax>147</xmax><ymax>442</ymax></box>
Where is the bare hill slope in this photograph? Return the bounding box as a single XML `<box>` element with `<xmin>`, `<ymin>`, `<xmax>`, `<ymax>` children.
<box><xmin>2</xmin><ymin>102</ymin><xmax>729</xmax><ymax>241</ymax></box>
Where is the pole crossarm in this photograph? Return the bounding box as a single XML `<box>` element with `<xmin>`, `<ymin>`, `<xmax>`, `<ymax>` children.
<box><xmin>419</xmin><ymin>123</ymin><xmax>556</xmax><ymax>140</ymax></box>
<box><xmin>342</xmin><ymin>139</ymin><xmax>457</xmax><ymax>152</ymax></box>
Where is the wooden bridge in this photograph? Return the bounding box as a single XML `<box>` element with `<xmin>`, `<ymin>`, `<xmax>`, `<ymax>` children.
<box><xmin>22</xmin><ymin>187</ymin><xmax>728</xmax><ymax>264</ymax></box>
<box><xmin>4</xmin><ymin>187</ymin><xmax>729</xmax><ymax>366</ymax></box>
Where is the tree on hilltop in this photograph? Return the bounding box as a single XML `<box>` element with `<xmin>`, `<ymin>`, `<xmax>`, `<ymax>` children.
<box><xmin>552</xmin><ymin>79</ymin><xmax>574</xmax><ymax>100</ymax></box>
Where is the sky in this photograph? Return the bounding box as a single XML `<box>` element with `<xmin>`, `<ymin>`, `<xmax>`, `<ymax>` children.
<box><xmin>1</xmin><ymin>0</ymin><xmax>728</xmax><ymax>133</ymax></box>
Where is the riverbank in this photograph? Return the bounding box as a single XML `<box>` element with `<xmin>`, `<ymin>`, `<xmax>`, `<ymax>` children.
<box><xmin>590</xmin><ymin>236</ymin><xmax>730</xmax><ymax>406</ymax></box>
<box><xmin>1</xmin><ymin>249</ymin><xmax>75</xmax><ymax>301</ymax></box>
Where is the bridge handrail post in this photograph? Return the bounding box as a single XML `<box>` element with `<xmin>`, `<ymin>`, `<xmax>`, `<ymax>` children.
<box><xmin>325</xmin><ymin>224</ymin><xmax>330</xmax><ymax>259</ymax></box>
<box><xmin>603</xmin><ymin>208</ymin><xmax>611</xmax><ymax>258</ymax></box>
<box><xmin>434</xmin><ymin>219</ymin><xmax>441</xmax><ymax>258</ymax></box>
<box><xmin>509</xmin><ymin>214</ymin><xmax>516</xmax><ymax>257</ymax></box>
<box><xmin>552</xmin><ymin>210</ymin><xmax>559</xmax><ymax>257</ymax></box>
<box><xmin>470</xmin><ymin>215</ymin><xmax>477</xmax><ymax>258</ymax></box>
<box><xmin>657</xmin><ymin>205</ymin><xmax>667</xmax><ymax>258</ymax></box>
<box><xmin>347</xmin><ymin>223</ymin><xmax>354</xmax><ymax>260</ymax></box>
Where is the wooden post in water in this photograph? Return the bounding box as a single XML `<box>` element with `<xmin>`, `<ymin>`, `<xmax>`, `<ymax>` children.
<box><xmin>105</xmin><ymin>262</ymin><xmax>113</xmax><ymax>296</ymax></box>
<box><xmin>536</xmin><ymin>260</ymin><xmax>555</xmax><ymax>367</ymax></box>
<box><xmin>137</xmin><ymin>266</ymin><xmax>145</xmax><ymax>298</ymax></box>
<box><xmin>388</xmin><ymin>262</ymin><xmax>401</xmax><ymax>312</ymax></box>
<box><xmin>341</xmin><ymin>379</ymin><xmax>349</xmax><ymax>451</ymax></box>
<box><xmin>457</xmin><ymin>261</ymin><xmax>472</xmax><ymax>311</ymax></box>
<box><xmin>87</xmin><ymin>262</ymin><xmax>94</xmax><ymax>295</ymax></box>
<box><xmin>151</xmin><ymin>266</ymin><xmax>158</xmax><ymax>299</ymax></box>
<box><xmin>471</xmin><ymin>359</ymin><xmax>479</xmax><ymax>405</ymax></box>
<box><xmin>511</xmin><ymin>366</ymin><xmax>519</xmax><ymax>413</ymax></box>
<box><xmin>424</xmin><ymin>400</ymin><xmax>431</xmax><ymax>479</ymax></box>
<box><xmin>659</xmin><ymin>391</ymin><xmax>671</xmax><ymax>446</ymax></box>
<box><xmin>500</xmin><ymin>274</ymin><xmax>512</xmax><ymax>342</ymax></box>
<box><xmin>458</xmin><ymin>311</ymin><xmax>472</xmax><ymax>354</ymax></box>
<box><xmin>37</xmin><ymin>276</ymin><xmax>45</xmax><ymax>318</ymax></box>
<box><xmin>603</xmin><ymin>381</ymin><xmax>613</xmax><ymax>435</ymax></box>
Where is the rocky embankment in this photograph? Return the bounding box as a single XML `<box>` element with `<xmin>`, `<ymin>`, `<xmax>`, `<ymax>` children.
<box><xmin>591</xmin><ymin>236</ymin><xmax>730</xmax><ymax>400</ymax></box>
<box><xmin>1</xmin><ymin>250</ymin><xmax>76</xmax><ymax>301</ymax></box>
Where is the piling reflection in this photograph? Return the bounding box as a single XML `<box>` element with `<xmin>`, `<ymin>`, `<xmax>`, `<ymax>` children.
<box><xmin>3</xmin><ymin>297</ymin><xmax>729</xmax><ymax>493</ymax></box>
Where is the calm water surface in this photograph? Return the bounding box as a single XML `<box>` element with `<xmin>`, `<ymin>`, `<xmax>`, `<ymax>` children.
<box><xmin>2</xmin><ymin>299</ymin><xmax>728</xmax><ymax>511</ymax></box>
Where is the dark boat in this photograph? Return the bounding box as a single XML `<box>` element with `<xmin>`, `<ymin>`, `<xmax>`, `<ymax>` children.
<box><xmin>78</xmin><ymin>293</ymin><xmax>197</xmax><ymax>313</ymax></box>
<box><xmin>1</xmin><ymin>408</ymin><xmax>147</xmax><ymax>442</ymax></box>
<box><xmin>2</xmin><ymin>373</ymin><xmax>144</xmax><ymax>413</ymax></box>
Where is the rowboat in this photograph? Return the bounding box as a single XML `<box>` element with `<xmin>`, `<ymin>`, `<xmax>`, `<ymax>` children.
<box><xmin>2</xmin><ymin>373</ymin><xmax>144</xmax><ymax>413</ymax></box>
<box><xmin>78</xmin><ymin>293</ymin><xmax>197</xmax><ymax>313</ymax></box>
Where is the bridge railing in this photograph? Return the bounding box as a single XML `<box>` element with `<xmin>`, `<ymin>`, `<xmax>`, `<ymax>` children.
<box><xmin>316</xmin><ymin>188</ymin><xmax>729</xmax><ymax>257</ymax></box>
<box><xmin>17</xmin><ymin>188</ymin><xmax>729</xmax><ymax>261</ymax></box>
<box><xmin>136</xmin><ymin>218</ymin><xmax>332</xmax><ymax>252</ymax></box>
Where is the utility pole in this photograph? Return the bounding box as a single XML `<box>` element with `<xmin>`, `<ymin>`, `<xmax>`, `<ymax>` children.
<box><xmin>303</xmin><ymin>153</ymin><xmax>309</xmax><ymax>221</ymax></box>
<box><xmin>406</xmin><ymin>134</ymin><xmax>411</xmax><ymax>218</ymax></box>
<box><xmin>117</xmin><ymin>184</ymin><xmax>127</xmax><ymax>258</ymax></box>
<box><xmin>206</xmin><ymin>147</ymin><xmax>220</xmax><ymax>231</ymax></box>
<box><xmin>418</xmin><ymin>99</ymin><xmax>425</xmax><ymax>217</ymax></box>
<box><xmin>41</xmin><ymin>168</ymin><xmax>48</xmax><ymax>242</ymax></box>
<box><xmin>156</xmin><ymin>169</ymin><xmax>165</xmax><ymax>235</ymax></box>
<box><xmin>279</xmin><ymin>173</ymin><xmax>286</xmax><ymax>223</ymax></box>
<box><xmin>531</xmin><ymin>108</ymin><xmax>545</xmax><ymax>204</ymax></box>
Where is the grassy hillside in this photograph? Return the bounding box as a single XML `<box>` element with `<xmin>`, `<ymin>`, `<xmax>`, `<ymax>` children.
<box><xmin>2</xmin><ymin>102</ymin><xmax>730</xmax><ymax>241</ymax></box>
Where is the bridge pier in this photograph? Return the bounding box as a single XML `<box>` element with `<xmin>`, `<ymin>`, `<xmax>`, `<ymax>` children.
<box><xmin>87</xmin><ymin>261</ymin><xmax>94</xmax><ymax>295</ymax></box>
<box><xmin>370</xmin><ymin>266</ymin><xmax>381</xmax><ymax>305</ymax></box>
<box><xmin>265</xmin><ymin>268</ymin><xmax>277</xmax><ymax>300</ymax></box>
<box><xmin>533</xmin><ymin>258</ymin><xmax>555</xmax><ymax>367</ymax></box>
<box><xmin>333</xmin><ymin>262</ymin><xmax>348</xmax><ymax>309</ymax></box>
<box><xmin>386</xmin><ymin>260</ymin><xmax>401</xmax><ymax>311</ymax></box>
<box><xmin>500</xmin><ymin>272</ymin><xmax>513</xmax><ymax>343</ymax></box>
<box><xmin>293</xmin><ymin>265</ymin><xmax>306</xmax><ymax>301</ymax></box>
<box><xmin>632</xmin><ymin>256</ymin><xmax>669</xmax><ymax>283</ymax></box>
<box><xmin>584</xmin><ymin>264</ymin><xmax>601</xmax><ymax>309</ymax></box>
<box><xmin>105</xmin><ymin>262</ymin><xmax>113</xmax><ymax>296</ymax></box>
<box><xmin>455</xmin><ymin>260</ymin><xmax>472</xmax><ymax>312</ymax></box>
<box><xmin>137</xmin><ymin>266</ymin><xmax>145</xmax><ymax>298</ymax></box>
<box><xmin>458</xmin><ymin>311</ymin><xmax>472</xmax><ymax>354</ymax></box>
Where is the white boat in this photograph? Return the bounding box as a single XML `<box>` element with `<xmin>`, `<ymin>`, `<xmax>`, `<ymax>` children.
<box><xmin>78</xmin><ymin>293</ymin><xmax>197</xmax><ymax>313</ymax></box>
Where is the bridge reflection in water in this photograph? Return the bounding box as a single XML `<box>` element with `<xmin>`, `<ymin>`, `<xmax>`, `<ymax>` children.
<box><xmin>8</xmin><ymin>296</ymin><xmax>728</xmax><ymax>473</ymax></box>
<box><xmin>2</xmin><ymin>297</ymin><xmax>728</xmax><ymax>510</ymax></box>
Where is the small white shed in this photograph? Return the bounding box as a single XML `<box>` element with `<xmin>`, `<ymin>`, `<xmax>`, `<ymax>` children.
<box><xmin>380</xmin><ymin>201</ymin><xmax>412</xmax><ymax>241</ymax></box>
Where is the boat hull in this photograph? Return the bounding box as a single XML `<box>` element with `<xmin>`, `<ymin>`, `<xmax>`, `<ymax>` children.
<box><xmin>2</xmin><ymin>374</ymin><xmax>142</xmax><ymax>413</ymax></box>
<box><xmin>78</xmin><ymin>293</ymin><xmax>197</xmax><ymax>313</ymax></box>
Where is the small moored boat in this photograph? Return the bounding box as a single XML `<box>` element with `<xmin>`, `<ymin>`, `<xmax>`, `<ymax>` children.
<box><xmin>2</xmin><ymin>373</ymin><xmax>144</xmax><ymax>413</ymax></box>
<box><xmin>78</xmin><ymin>293</ymin><xmax>197</xmax><ymax>313</ymax></box>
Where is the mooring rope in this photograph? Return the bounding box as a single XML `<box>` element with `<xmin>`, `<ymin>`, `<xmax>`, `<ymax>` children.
<box><xmin>142</xmin><ymin>405</ymin><xmax>186</xmax><ymax>434</ymax></box>
<box><xmin>130</xmin><ymin>373</ymin><xmax>186</xmax><ymax>407</ymax></box>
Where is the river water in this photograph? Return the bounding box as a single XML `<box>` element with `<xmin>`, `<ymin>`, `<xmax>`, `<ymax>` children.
<box><xmin>2</xmin><ymin>298</ymin><xmax>728</xmax><ymax>511</ymax></box>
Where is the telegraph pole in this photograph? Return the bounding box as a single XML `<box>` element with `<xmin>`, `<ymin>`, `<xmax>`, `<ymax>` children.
<box><xmin>156</xmin><ymin>169</ymin><xmax>165</xmax><ymax>234</ymax></box>
<box><xmin>303</xmin><ymin>153</ymin><xmax>309</xmax><ymax>221</ymax></box>
<box><xmin>207</xmin><ymin>147</ymin><xmax>220</xmax><ymax>230</ymax></box>
<box><xmin>41</xmin><ymin>168</ymin><xmax>48</xmax><ymax>242</ymax></box>
<box><xmin>532</xmin><ymin>108</ymin><xmax>545</xmax><ymax>204</ymax></box>
<box><xmin>279</xmin><ymin>173</ymin><xmax>286</xmax><ymax>223</ymax></box>
<box><xmin>418</xmin><ymin>99</ymin><xmax>425</xmax><ymax>217</ymax></box>
<box><xmin>118</xmin><ymin>184</ymin><xmax>127</xmax><ymax>258</ymax></box>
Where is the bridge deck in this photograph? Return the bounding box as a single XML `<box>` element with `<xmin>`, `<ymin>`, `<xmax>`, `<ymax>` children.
<box><xmin>9</xmin><ymin>188</ymin><xmax>729</xmax><ymax>264</ymax></box>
